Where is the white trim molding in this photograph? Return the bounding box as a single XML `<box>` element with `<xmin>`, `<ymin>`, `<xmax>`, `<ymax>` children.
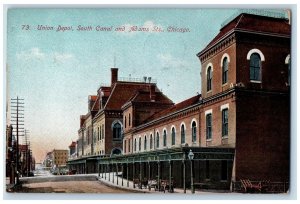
<box><xmin>205</xmin><ymin>109</ymin><xmax>212</xmax><ymax>116</ymax></box>
<box><xmin>220</xmin><ymin>103</ymin><xmax>229</xmax><ymax>111</ymax></box>
<box><xmin>206</xmin><ymin>63</ymin><xmax>214</xmax><ymax>75</ymax></box>
<box><xmin>220</xmin><ymin>53</ymin><xmax>230</xmax><ymax>66</ymax></box>
<box><xmin>180</xmin><ymin>122</ymin><xmax>186</xmax><ymax>129</ymax></box>
<box><xmin>285</xmin><ymin>54</ymin><xmax>290</xmax><ymax>64</ymax></box>
<box><xmin>246</xmin><ymin>48</ymin><xmax>265</xmax><ymax>61</ymax></box>
<box><xmin>190</xmin><ymin>118</ymin><xmax>198</xmax><ymax>128</ymax></box>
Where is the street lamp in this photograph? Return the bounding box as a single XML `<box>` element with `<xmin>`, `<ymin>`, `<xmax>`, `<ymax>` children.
<box><xmin>188</xmin><ymin>149</ymin><xmax>195</xmax><ymax>194</ymax></box>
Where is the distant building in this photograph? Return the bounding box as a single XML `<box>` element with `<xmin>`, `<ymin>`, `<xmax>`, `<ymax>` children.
<box><xmin>52</xmin><ymin>149</ymin><xmax>68</xmax><ymax>168</ymax></box>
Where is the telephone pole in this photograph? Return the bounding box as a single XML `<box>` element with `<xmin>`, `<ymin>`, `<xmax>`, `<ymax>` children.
<box><xmin>10</xmin><ymin>97</ymin><xmax>25</xmax><ymax>185</ymax></box>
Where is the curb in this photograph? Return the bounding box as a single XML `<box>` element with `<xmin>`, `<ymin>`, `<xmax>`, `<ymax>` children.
<box><xmin>97</xmin><ymin>178</ymin><xmax>149</xmax><ymax>193</ymax></box>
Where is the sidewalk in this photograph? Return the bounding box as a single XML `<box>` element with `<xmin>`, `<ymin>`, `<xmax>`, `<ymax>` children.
<box><xmin>96</xmin><ymin>172</ymin><xmax>230</xmax><ymax>194</ymax></box>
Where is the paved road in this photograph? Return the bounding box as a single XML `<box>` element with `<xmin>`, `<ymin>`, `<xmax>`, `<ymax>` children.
<box><xmin>18</xmin><ymin>180</ymin><xmax>136</xmax><ymax>193</ymax></box>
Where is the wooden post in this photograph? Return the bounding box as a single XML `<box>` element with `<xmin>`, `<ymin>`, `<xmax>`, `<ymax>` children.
<box><xmin>169</xmin><ymin>160</ymin><xmax>172</xmax><ymax>193</ymax></box>
<box><xmin>133</xmin><ymin>162</ymin><xmax>135</xmax><ymax>188</ymax></box>
<box><xmin>98</xmin><ymin>164</ymin><xmax>100</xmax><ymax>177</ymax></box>
<box><xmin>139</xmin><ymin>162</ymin><xmax>142</xmax><ymax>189</ymax></box>
<box><xmin>116</xmin><ymin>163</ymin><xmax>118</xmax><ymax>185</ymax></box>
<box><xmin>105</xmin><ymin>164</ymin><xmax>107</xmax><ymax>180</ymax></box>
<box><xmin>127</xmin><ymin>162</ymin><xmax>129</xmax><ymax>187</ymax></box>
<box><xmin>108</xmin><ymin>164</ymin><xmax>110</xmax><ymax>182</ymax></box>
<box><xmin>112</xmin><ymin>162</ymin><xmax>115</xmax><ymax>184</ymax></box>
<box><xmin>183</xmin><ymin>160</ymin><xmax>186</xmax><ymax>193</ymax></box>
<box><xmin>158</xmin><ymin>161</ymin><xmax>160</xmax><ymax>191</ymax></box>
<box><xmin>121</xmin><ymin>164</ymin><xmax>124</xmax><ymax>186</ymax></box>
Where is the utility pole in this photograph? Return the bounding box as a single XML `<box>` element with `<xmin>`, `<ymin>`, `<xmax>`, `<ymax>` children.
<box><xmin>11</xmin><ymin>97</ymin><xmax>24</xmax><ymax>185</ymax></box>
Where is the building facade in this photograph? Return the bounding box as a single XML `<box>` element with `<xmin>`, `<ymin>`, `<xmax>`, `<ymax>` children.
<box><xmin>69</xmin><ymin>11</ymin><xmax>290</xmax><ymax>192</ymax></box>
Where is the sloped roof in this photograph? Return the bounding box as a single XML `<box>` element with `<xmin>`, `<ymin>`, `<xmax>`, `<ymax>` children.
<box><xmin>91</xmin><ymin>96</ymin><xmax>100</xmax><ymax>112</ymax></box>
<box><xmin>104</xmin><ymin>82</ymin><xmax>167</xmax><ymax>110</ymax></box>
<box><xmin>127</xmin><ymin>90</ymin><xmax>173</xmax><ymax>104</ymax></box>
<box><xmin>198</xmin><ymin>13</ymin><xmax>291</xmax><ymax>57</ymax></box>
<box><xmin>143</xmin><ymin>95</ymin><xmax>201</xmax><ymax>123</ymax></box>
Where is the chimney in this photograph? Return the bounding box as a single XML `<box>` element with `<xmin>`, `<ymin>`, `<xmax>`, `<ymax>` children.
<box><xmin>111</xmin><ymin>68</ymin><xmax>118</xmax><ymax>85</ymax></box>
<box><xmin>150</xmin><ymin>84</ymin><xmax>156</xmax><ymax>102</ymax></box>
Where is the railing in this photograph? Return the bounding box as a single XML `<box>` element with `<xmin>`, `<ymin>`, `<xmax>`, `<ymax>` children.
<box><xmin>118</xmin><ymin>77</ymin><xmax>157</xmax><ymax>83</ymax></box>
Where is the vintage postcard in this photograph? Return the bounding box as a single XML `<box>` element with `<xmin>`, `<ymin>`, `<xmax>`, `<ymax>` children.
<box><xmin>5</xmin><ymin>7</ymin><xmax>291</xmax><ymax>197</ymax></box>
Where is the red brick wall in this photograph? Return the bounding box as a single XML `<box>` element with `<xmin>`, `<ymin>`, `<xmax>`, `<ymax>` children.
<box><xmin>201</xmin><ymin>43</ymin><xmax>237</xmax><ymax>99</ymax></box>
<box><xmin>201</xmin><ymin>95</ymin><xmax>236</xmax><ymax>148</ymax></box>
<box><xmin>236</xmin><ymin>33</ymin><xmax>290</xmax><ymax>91</ymax></box>
<box><xmin>235</xmin><ymin>90</ymin><xmax>290</xmax><ymax>182</ymax></box>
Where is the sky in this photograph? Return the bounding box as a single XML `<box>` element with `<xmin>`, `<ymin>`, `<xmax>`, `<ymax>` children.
<box><xmin>6</xmin><ymin>8</ymin><xmax>269</xmax><ymax>162</ymax></box>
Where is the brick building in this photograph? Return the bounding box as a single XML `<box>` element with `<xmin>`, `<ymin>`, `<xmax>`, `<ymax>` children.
<box><xmin>52</xmin><ymin>149</ymin><xmax>68</xmax><ymax>168</ymax></box>
<box><xmin>69</xmin><ymin>10</ymin><xmax>290</xmax><ymax>193</ymax></box>
<box><xmin>68</xmin><ymin>69</ymin><xmax>173</xmax><ymax>173</ymax></box>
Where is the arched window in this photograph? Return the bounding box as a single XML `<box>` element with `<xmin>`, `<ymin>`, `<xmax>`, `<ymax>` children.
<box><xmin>156</xmin><ymin>132</ymin><xmax>160</xmax><ymax>148</ymax></box>
<box><xmin>144</xmin><ymin>135</ymin><xmax>147</xmax><ymax>150</ymax></box>
<box><xmin>222</xmin><ymin>57</ymin><xmax>228</xmax><ymax>84</ymax></box>
<box><xmin>163</xmin><ymin>130</ymin><xmax>167</xmax><ymax>147</ymax></box>
<box><xmin>113</xmin><ymin>122</ymin><xmax>122</xmax><ymax>140</ymax></box>
<box><xmin>138</xmin><ymin>137</ymin><xmax>141</xmax><ymax>151</ymax></box>
<box><xmin>134</xmin><ymin>138</ymin><xmax>137</xmax><ymax>152</ymax></box>
<box><xmin>124</xmin><ymin>116</ymin><xmax>127</xmax><ymax>128</ymax></box>
<box><xmin>171</xmin><ymin>127</ymin><xmax>176</xmax><ymax>145</ymax></box>
<box><xmin>181</xmin><ymin>124</ymin><xmax>185</xmax><ymax>144</ymax></box>
<box><xmin>250</xmin><ymin>53</ymin><xmax>261</xmax><ymax>81</ymax></box>
<box><xmin>207</xmin><ymin>66</ymin><xmax>212</xmax><ymax>91</ymax></box>
<box><xmin>150</xmin><ymin>134</ymin><xmax>153</xmax><ymax>149</ymax></box>
<box><xmin>192</xmin><ymin>121</ymin><xmax>197</xmax><ymax>142</ymax></box>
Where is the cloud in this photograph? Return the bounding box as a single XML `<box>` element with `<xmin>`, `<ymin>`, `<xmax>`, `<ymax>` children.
<box><xmin>53</xmin><ymin>52</ymin><xmax>74</xmax><ymax>63</ymax></box>
<box><xmin>117</xmin><ymin>20</ymin><xmax>163</xmax><ymax>36</ymax></box>
<box><xmin>157</xmin><ymin>53</ymin><xmax>188</xmax><ymax>70</ymax></box>
<box><xmin>16</xmin><ymin>47</ymin><xmax>45</xmax><ymax>60</ymax></box>
<box><xmin>16</xmin><ymin>48</ymin><xmax>74</xmax><ymax>63</ymax></box>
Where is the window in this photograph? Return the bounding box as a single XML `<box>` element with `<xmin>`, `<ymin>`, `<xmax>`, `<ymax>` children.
<box><xmin>129</xmin><ymin>114</ymin><xmax>131</xmax><ymax>126</ymax></box>
<box><xmin>102</xmin><ymin>124</ymin><xmax>104</xmax><ymax>139</ymax></box>
<box><xmin>128</xmin><ymin>139</ymin><xmax>131</xmax><ymax>153</ymax></box>
<box><xmin>222</xmin><ymin>57</ymin><xmax>228</xmax><ymax>84</ymax></box>
<box><xmin>150</xmin><ymin>134</ymin><xmax>153</xmax><ymax>149</ymax></box>
<box><xmin>250</xmin><ymin>53</ymin><xmax>261</xmax><ymax>81</ymax></box>
<box><xmin>98</xmin><ymin>127</ymin><xmax>100</xmax><ymax>141</ymax></box>
<box><xmin>138</xmin><ymin>137</ymin><xmax>141</xmax><ymax>151</ymax></box>
<box><xmin>144</xmin><ymin>136</ymin><xmax>147</xmax><ymax>150</ymax></box>
<box><xmin>171</xmin><ymin>127</ymin><xmax>176</xmax><ymax>145</ymax></box>
<box><xmin>181</xmin><ymin>124</ymin><xmax>185</xmax><ymax>144</ymax></box>
<box><xmin>192</xmin><ymin>121</ymin><xmax>197</xmax><ymax>142</ymax></box>
<box><xmin>113</xmin><ymin>123</ymin><xmax>122</xmax><ymax>140</ymax></box>
<box><xmin>207</xmin><ymin>66</ymin><xmax>212</xmax><ymax>91</ymax></box>
<box><xmin>221</xmin><ymin>160</ymin><xmax>228</xmax><ymax>180</ymax></box>
<box><xmin>125</xmin><ymin>116</ymin><xmax>127</xmax><ymax>128</ymax></box>
<box><xmin>163</xmin><ymin>130</ymin><xmax>167</xmax><ymax>147</ymax></box>
<box><xmin>124</xmin><ymin>140</ymin><xmax>127</xmax><ymax>153</ymax></box>
<box><xmin>134</xmin><ymin>138</ymin><xmax>137</xmax><ymax>152</ymax></box>
<box><xmin>206</xmin><ymin>113</ymin><xmax>212</xmax><ymax>140</ymax></box>
<box><xmin>156</xmin><ymin>132</ymin><xmax>160</xmax><ymax>148</ymax></box>
<box><xmin>100</xmin><ymin>126</ymin><xmax>102</xmax><ymax>140</ymax></box>
<box><xmin>222</xmin><ymin>108</ymin><xmax>228</xmax><ymax>137</ymax></box>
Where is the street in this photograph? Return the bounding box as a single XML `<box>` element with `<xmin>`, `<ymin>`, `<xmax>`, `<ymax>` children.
<box><xmin>17</xmin><ymin>180</ymin><xmax>135</xmax><ymax>193</ymax></box>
